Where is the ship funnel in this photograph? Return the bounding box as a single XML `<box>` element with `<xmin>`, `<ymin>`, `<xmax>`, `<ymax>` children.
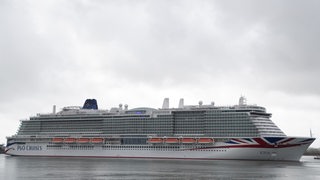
<box><xmin>83</xmin><ymin>99</ymin><xmax>98</xmax><ymax>109</ymax></box>
<box><xmin>162</xmin><ymin>98</ymin><xmax>169</xmax><ymax>109</ymax></box>
<box><xmin>53</xmin><ymin>105</ymin><xmax>56</xmax><ymax>114</ymax></box>
<box><xmin>178</xmin><ymin>98</ymin><xmax>184</xmax><ymax>108</ymax></box>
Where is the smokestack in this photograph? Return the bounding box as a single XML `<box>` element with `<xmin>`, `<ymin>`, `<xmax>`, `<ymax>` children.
<box><xmin>53</xmin><ymin>105</ymin><xmax>56</xmax><ymax>114</ymax></box>
<box><xmin>178</xmin><ymin>98</ymin><xmax>184</xmax><ymax>108</ymax></box>
<box><xmin>162</xmin><ymin>98</ymin><xmax>169</xmax><ymax>109</ymax></box>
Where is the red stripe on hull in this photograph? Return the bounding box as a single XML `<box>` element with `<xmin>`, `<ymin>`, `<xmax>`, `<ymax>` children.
<box><xmin>279</xmin><ymin>138</ymin><xmax>295</xmax><ymax>144</ymax></box>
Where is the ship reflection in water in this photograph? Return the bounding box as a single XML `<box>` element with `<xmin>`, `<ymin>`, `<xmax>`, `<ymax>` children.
<box><xmin>0</xmin><ymin>155</ymin><xmax>320</xmax><ymax>180</ymax></box>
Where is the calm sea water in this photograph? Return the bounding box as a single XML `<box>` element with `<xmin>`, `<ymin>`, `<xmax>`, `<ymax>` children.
<box><xmin>0</xmin><ymin>155</ymin><xmax>319</xmax><ymax>180</ymax></box>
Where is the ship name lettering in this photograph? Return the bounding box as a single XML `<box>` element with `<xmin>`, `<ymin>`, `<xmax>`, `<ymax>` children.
<box><xmin>17</xmin><ymin>145</ymin><xmax>42</xmax><ymax>151</ymax></box>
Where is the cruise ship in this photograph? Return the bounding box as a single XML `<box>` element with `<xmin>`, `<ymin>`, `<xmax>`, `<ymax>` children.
<box><xmin>5</xmin><ymin>97</ymin><xmax>315</xmax><ymax>161</ymax></box>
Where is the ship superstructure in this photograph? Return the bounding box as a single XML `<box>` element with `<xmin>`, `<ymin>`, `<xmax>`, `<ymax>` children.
<box><xmin>5</xmin><ymin>97</ymin><xmax>315</xmax><ymax>161</ymax></box>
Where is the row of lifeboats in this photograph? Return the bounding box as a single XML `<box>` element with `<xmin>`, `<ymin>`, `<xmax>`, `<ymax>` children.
<box><xmin>147</xmin><ymin>137</ymin><xmax>214</xmax><ymax>144</ymax></box>
<box><xmin>52</xmin><ymin>137</ymin><xmax>104</xmax><ymax>144</ymax></box>
<box><xmin>52</xmin><ymin>137</ymin><xmax>214</xmax><ymax>144</ymax></box>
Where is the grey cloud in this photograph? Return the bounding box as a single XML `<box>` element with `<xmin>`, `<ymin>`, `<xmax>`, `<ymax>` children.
<box><xmin>1</xmin><ymin>0</ymin><xmax>320</xmax><ymax>102</ymax></box>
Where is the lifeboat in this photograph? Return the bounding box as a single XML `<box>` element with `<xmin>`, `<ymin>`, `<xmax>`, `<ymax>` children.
<box><xmin>52</xmin><ymin>138</ymin><xmax>63</xmax><ymax>143</ymax></box>
<box><xmin>91</xmin><ymin>138</ymin><xmax>104</xmax><ymax>143</ymax></box>
<box><xmin>64</xmin><ymin>138</ymin><xmax>76</xmax><ymax>143</ymax></box>
<box><xmin>147</xmin><ymin>138</ymin><xmax>163</xmax><ymax>144</ymax></box>
<box><xmin>165</xmin><ymin>138</ymin><xmax>179</xmax><ymax>144</ymax></box>
<box><xmin>181</xmin><ymin>138</ymin><xmax>196</xmax><ymax>144</ymax></box>
<box><xmin>77</xmin><ymin>138</ymin><xmax>90</xmax><ymax>143</ymax></box>
<box><xmin>198</xmin><ymin>138</ymin><xmax>214</xmax><ymax>144</ymax></box>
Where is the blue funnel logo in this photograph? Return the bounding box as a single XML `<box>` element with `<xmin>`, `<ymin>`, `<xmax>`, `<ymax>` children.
<box><xmin>82</xmin><ymin>99</ymin><xmax>98</xmax><ymax>109</ymax></box>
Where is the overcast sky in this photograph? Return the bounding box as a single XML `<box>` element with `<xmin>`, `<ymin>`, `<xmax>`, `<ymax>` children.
<box><xmin>1</xmin><ymin>0</ymin><xmax>320</xmax><ymax>147</ymax></box>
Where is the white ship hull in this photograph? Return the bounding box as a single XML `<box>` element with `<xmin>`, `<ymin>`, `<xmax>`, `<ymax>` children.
<box><xmin>5</xmin><ymin>137</ymin><xmax>314</xmax><ymax>161</ymax></box>
<box><xmin>5</xmin><ymin>98</ymin><xmax>316</xmax><ymax>161</ymax></box>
